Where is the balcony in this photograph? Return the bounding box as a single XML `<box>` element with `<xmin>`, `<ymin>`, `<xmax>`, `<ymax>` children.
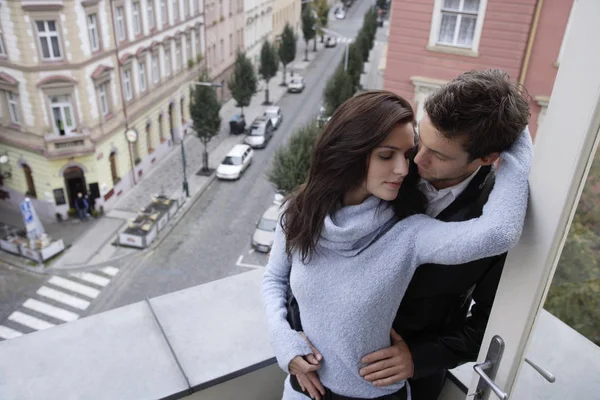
<box><xmin>44</xmin><ymin>131</ymin><xmax>95</xmax><ymax>159</ymax></box>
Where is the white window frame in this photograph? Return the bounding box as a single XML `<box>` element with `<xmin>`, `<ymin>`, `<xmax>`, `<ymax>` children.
<box><xmin>428</xmin><ymin>0</ymin><xmax>488</xmax><ymax>54</ymax></box>
<box><xmin>36</xmin><ymin>20</ymin><xmax>62</xmax><ymax>60</ymax></box>
<box><xmin>97</xmin><ymin>82</ymin><xmax>109</xmax><ymax>116</ymax></box>
<box><xmin>87</xmin><ymin>13</ymin><xmax>100</xmax><ymax>52</ymax></box>
<box><xmin>160</xmin><ymin>0</ymin><xmax>168</xmax><ymax>26</ymax></box>
<box><xmin>116</xmin><ymin>6</ymin><xmax>126</xmax><ymax>42</ymax></box>
<box><xmin>557</xmin><ymin>0</ymin><xmax>578</xmax><ymax>65</ymax></box>
<box><xmin>132</xmin><ymin>2</ymin><xmax>142</xmax><ymax>35</ymax></box>
<box><xmin>151</xmin><ymin>53</ymin><xmax>160</xmax><ymax>83</ymax></box>
<box><xmin>138</xmin><ymin>61</ymin><xmax>147</xmax><ymax>92</ymax></box>
<box><xmin>123</xmin><ymin>69</ymin><xmax>133</xmax><ymax>100</ymax></box>
<box><xmin>49</xmin><ymin>95</ymin><xmax>76</xmax><ymax>135</ymax></box>
<box><xmin>147</xmin><ymin>0</ymin><xmax>156</xmax><ymax>30</ymax></box>
<box><xmin>7</xmin><ymin>91</ymin><xmax>20</xmax><ymax>124</ymax></box>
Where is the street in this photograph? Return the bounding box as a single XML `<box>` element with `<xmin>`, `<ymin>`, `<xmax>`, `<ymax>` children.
<box><xmin>90</xmin><ymin>0</ymin><xmax>376</xmax><ymax>314</ymax></box>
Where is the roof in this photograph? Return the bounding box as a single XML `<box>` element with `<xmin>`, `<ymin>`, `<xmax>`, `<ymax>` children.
<box><xmin>265</xmin><ymin>106</ymin><xmax>280</xmax><ymax>113</ymax></box>
<box><xmin>251</xmin><ymin>115</ymin><xmax>269</xmax><ymax>126</ymax></box>
<box><xmin>227</xmin><ymin>144</ymin><xmax>251</xmax><ymax>157</ymax></box>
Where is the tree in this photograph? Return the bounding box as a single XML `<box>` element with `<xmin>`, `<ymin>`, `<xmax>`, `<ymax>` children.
<box><xmin>278</xmin><ymin>23</ymin><xmax>296</xmax><ymax>86</ymax></box>
<box><xmin>227</xmin><ymin>51</ymin><xmax>257</xmax><ymax>117</ymax></box>
<box><xmin>315</xmin><ymin>0</ymin><xmax>330</xmax><ymax>43</ymax></box>
<box><xmin>190</xmin><ymin>70</ymin><xmax>222</xmax><ymax>175</ymax></box>
<box><xmin>259</xmin><ymin>40</ymin><xmax>279</xmax><ymax>105</ymax></box>
<box><xmin>302</xmin><ymin>7</ymin><xmax>316</xmax><ymax>61</ymax></box>
<box><xmin>346</xmin><ymin>42</ymin><xmax>365</xmax><ymax>89</ymax></box>
<box><xmin>268</xmin><ymin>120</ymin><xmax>321</xmax><ymax>194</ymax></box>
<box><xmin>357</xmin><ymin>30</ymin><xmax>371</xmax><ymax>62</ymax></box>
<box><xmin>376</xmin><ymin>0</ymin><xmax>387</xmax><ymax>11</ymax></box>
<box><xmin>323</xmin><ymin>65</ymin><xmax>354</xmax><ymax>116</ymax></box>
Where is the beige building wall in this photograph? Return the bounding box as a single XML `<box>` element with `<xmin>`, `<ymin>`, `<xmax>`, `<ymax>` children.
<box><xmin>272</xmin><ymin>0</ymin><xmax>300</xmax><ymax>39</ymax></box>
<box><xmin>0</xmin><ymin>0</ymin><xmax>206</xmax><ymax>220</ymax></box>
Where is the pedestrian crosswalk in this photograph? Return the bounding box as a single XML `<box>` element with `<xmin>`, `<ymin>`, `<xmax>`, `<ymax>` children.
<box><xmin>0</xmin><ymin>266</ymin><xmax>120</xmax><ymax>341</ymax></box>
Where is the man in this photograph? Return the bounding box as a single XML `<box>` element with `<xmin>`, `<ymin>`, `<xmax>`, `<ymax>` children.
<box><xmin>294</xmin><ymin>69</ymin><xmax>531</xmax><ymax>400</ymax></box>
<box><xmin>75</xmin><ymin>192</ymin><xmax>89</xmax><ymax>221</ymax></box>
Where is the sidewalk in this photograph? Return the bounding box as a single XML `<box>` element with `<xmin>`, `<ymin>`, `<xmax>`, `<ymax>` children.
<box><xmin>0</xmin><ymin>36</ymin><xmax>329</xmax><ymax>273</ymax></box>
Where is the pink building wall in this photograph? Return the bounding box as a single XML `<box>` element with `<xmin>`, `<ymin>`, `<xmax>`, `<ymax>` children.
<box><xmin>384</xmin><ymin>0</ymin><xmax>570</xmax><ymax>138</ymax></box>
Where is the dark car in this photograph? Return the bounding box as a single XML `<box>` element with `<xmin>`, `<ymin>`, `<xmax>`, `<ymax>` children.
<box><xmin>229</xmin><ymin>114</ymin><xmax>246</xmax><ymax>135</ymax></box>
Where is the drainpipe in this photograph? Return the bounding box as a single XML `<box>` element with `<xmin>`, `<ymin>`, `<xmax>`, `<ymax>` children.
<box><xmin>519</xmin><ymin>0</ymin><xmax>544</xmax><ymax>86</ymax></box>
<box><xmin>109</xmin><ymin>0</ymin><xmax>136</xmax><ymax>185</ymax></box>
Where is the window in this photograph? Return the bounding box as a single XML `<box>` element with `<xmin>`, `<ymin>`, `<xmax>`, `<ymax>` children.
<box><xmin>49</xmin><ymin>94</ymin><xmax>75</xmax><ymax>135</ymax></box>
<box><xmin>6</xmin><ymin>92</ymin><xmax>20</xmax><ymax>124</ymax></box>
<box><xmin>429</xmin><ymin>0</ymin><xmax>487</xmax><ymax>51</ymax></box>
<box><xmin>87</xmin><ymin>14</ymin><xmax>100</xmax><ymax>52</ymax></box>
<box><xmin>220</xmin><ymin>39</ymin><xmax>224</xmax><ymax>61</ymax></box>
<box><xmin>146</xmin><ymin>123</ymin><xmax>153</xmax><ymax>153</ymax></box>
<box><xmin>160</xmin><ymin>0</ymin><xmax>168</xmax><ymax>25</ymax></box>
<box><xmin>0</xmin><ymin>26</ymin><xmax>5</xmax><ymax>56</ymax></box>
<box><xmin>132</xmin><ymin>2</ymin><xmax>141</xmax><ymax>35</ymax></box>
<box><xmin>23</xmin><ymin>165</ymin><xmax>37</xmax><ymax>198</ymax></box>
<box><xmin>97</xmin><ymin>83</ymin><xmax>110</xmax><ymax>116</ymax></box>
<box><xmin>186</xmin><ymin>34</ymin><xmax>192</xmax><ymax>62</ymax></box>
<box><xmin>151</xmin><ymin>54</ymin><xmax>159</xmax><ymax>83</ymax></box>
<box><xmin>138</xmin><ymin>62</ymin><xmax>147</xmax><ymax>92</ymax></box>
<box><xmin>175</xmin><ymin>42</ymin><xmax>182</xmax><ymax>71</ymax></box>
<box><xmin>164</xmin><ymin>48</ymin><xmax>171</xmax><ymax>75</ymax></box>
<box><xmin>109</xmin><ymin>152</ymin><xmax>119</xmax><ymax>184</ymax></box>
<box><xmin>122</xmin><ymin>69</ymin><xmax>133</xmax><ymax>100</ymax></box>
<box><xmin>172</xmin><ymin>0</ymin><xmax>179</xmax><ymax>21</ymax></box>
<box><xmin>158</xmin><ymin>114</ymin><xmax>165</xmax><ymax>141</ymax></box>
<box><xmin>229</xmin><ymin>33</ymin><xmax>233</xmax><ymax>55</ymax></box>
<box><xmin>184</xmin><ymin>0</ymin><xmax>190</xmax><ymax>17</ymax></box>
<box><xmin>147</xmin><ymin>0</ymin><xmax>156</xmax><ymax>30</ymax></box>
<box><xmin>196</xmin><ymin>29</ymin><xmax>201</xmax><ymax>54</ymax></box>
<box><xmin>36</xmin><ymin>20</ymin><xmax>62</xmax><ymax>60</ymax></box>
<box><xmin>115</xmin><ymin>6</ymin><xmax>126</xmax><ymax>42</ymax></box>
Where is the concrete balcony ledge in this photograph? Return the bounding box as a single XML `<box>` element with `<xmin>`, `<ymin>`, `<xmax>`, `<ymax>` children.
<box><xmin>44</xmin><ymin>131</ymin><xmax>91</xmax><ymax>143</ymax></box>
<box><xmin>43</xmin><ymin>132</ymin><xmax>95</xmax><ymax>159</ymax></box>
<box><xmin>0</xmin><ymin>269</ymin><xmax>281</xmax><ymax>400</ymax></box>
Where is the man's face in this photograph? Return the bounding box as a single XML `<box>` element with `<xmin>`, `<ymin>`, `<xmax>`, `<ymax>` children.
<box><xmin>414</xmin><ymin>114</ymin><xmax>487</xmax><ymax>190</ymax></box>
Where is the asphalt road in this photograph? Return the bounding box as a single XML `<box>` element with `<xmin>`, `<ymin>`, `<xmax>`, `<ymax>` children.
<box><xmin>90</xmin><ymin>0</ymin><xmax>375</xmax><ymax>314</ymax></box>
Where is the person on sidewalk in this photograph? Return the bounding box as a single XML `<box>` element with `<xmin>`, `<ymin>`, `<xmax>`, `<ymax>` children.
<box><xmin>75</xmin><ymin>192</ymin><xmax>89</xmax><ymax>221</ymax></box>
<box><xmin>262</xmin><ymin>90</ymin><xmax>532</xmax><ymax>400</ymax></box>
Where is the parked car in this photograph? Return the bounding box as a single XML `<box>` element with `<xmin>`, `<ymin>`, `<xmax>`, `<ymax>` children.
<box><xmin>216</xmin><ymin>144</ymin><xmax>253</xmax><ymax>180</ymax></box>
<box><xmin>251</xmin><ymin>205</ymin><xmax>282</xmax><ymax>253</ymax></box>
<box><xmin>229</xmin><ymin>114</ymin><xmax>246</xmax><ymax>135</ymax></box>
<box><xmin>264</xmin><ymin>106</ymin><xmax>283</xmax><ymax>129</ymax></box>
<box><xmin>244</xmin><ymin>116</ymin><xmax>274</xmax><ymax>148</ymax></box>
<box><xmin>288</xmin><ymin>77</ymin><xmax>305</xmax><ymax>93</ymax></box>
<box><xmin>335</xmin><ymin>8</ymin><xmax>346</xmax><ymax>19</ymax></box>
<box><xmin>325</xmin><ymin>36</ymin><xmax>337</xmax><ymax>48</ymax></box>
<box><xmin>317</xmin><ymin>105</ymin><xmax>331</xmax><ymax>128</ymax></box>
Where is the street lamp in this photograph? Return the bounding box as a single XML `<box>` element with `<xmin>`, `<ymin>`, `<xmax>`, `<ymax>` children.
<box><xmin>0</xmin><ymin>152</ymin><xmax>11</xmax><ymax>187</ymax></box>
<box><xmin>317</xmin><ymin>26</ymin><xmax>353</xmax><ymax>72</ymax></box>
<box><xmin>181</xmin><ymin>81</ymin><xmax>224</xmax><ymax>197</ymax></box>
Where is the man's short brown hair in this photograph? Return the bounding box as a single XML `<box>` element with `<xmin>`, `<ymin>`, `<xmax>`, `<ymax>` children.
<box><xmin>424</xmin><ymin>69</ymin><xmax>531</xmax><ymax>161</ymax></box>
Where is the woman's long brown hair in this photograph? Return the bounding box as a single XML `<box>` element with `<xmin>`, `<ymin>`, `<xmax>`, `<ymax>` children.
<box><xmin>282</xmin><ymin>90</ymin><xmax>426</xmax><ymax>262</ymax></box>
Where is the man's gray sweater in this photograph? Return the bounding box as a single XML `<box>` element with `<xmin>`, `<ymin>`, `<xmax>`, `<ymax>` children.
<box><xmin>262</xmin><ymin>130</ymin><xmax>533</xmax><ymax>399</ymax></box>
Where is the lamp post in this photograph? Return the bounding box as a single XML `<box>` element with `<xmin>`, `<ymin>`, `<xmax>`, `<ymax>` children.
<box><xmin>181</xmin><ymin>81</ymin><xmax>223</xmax><ymax>197</ymax></box>
<box><xmin>0</xmin><ymin>152</ymin><xmax>11</xmax><ymax>187</ymax></box>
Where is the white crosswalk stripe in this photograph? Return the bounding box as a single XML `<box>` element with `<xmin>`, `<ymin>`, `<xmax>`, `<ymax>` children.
<box><xmin>9</xmin><ymin>311</ymin><xmax>55</xmax><ymax>331</ymax></box>
<box><xmin>48</xmin><ymin>276</ymin><xmax>100</xmax><ymax>299</ymax></box>
<box><xmin>37</xmin><ymin>286</ymin><xmax>91</xmax><ymax>310</ymax></box>
<box><xmin>23</xmin><ymin>299</ymin><xmax>79</xmax><ymax>322</ymax></box>
<box><xmin>101</xmin><ymin>266</ymin><xmax>119</xmax><ymax>277</ymax></box>
<box><xmin>70</xmin><ymin>272</ymin><xmax>110</xmax><ymax>287</ymax></box>
<box><xmin>0</xmin><ymin>325</ymin><xmax>23</xmax><ymax>340</ymax></box>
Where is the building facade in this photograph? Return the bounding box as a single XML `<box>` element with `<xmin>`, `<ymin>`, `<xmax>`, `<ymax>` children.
<box><xmin>383</xmin><ymin>0</ymin><xmax>575</xmax><ymax>138</ymax></box>
<box><xmin>272</xmin><ymin>0</ymin><xmax>300</xmax><ymax>41</ymax></box>
<box><xmin>244</xmin><ymin>0</ymin><xmax>273</xmax><ymax>69</ymax></box>
<box><xmin>0</xmin><ymin>0</ymin><xmax>205</xmax><ymax>220</ymax></box>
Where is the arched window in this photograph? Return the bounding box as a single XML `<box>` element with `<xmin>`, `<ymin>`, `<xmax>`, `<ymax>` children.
<box><xmin>146</xmin><ymin>122</ymin><xmax>153</xmax><ymax>153</ymax></box>
<box><xmin>158</xmin><ymin>114</ymin><xmax>165</xmax><ymax>142</ymax></box>
<box><xmin>109</xmin><ymin>152</ymin><xmax>119</xmax><ymax>184</ymax></box>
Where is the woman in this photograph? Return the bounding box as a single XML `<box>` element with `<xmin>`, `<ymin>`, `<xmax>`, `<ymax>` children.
<box><xmin>261</xmin><ymin>91</ymin><xmax>533</xmax><ymax>399</ymax></box>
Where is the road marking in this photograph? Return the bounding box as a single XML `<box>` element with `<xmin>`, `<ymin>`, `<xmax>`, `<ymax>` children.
<box><xmin>48</xmin><ymin>276</ymin><xmax>100</xmax><ymax>299</ymax></box>
<box><xmin>236</xmin><ymin>255</ymin><xmax>265</xmax><ymax>269</ymax></box>
<box><xmin>8</xmin><ymin>311</ymin><xmax>55</xmax><ymax>331</ymax></box>
<box><xmin>37</xmin><ymin>286</ymin><xmax>90</xmax><ymax>310</ymax></box>
<box><xmin>101</xmin><ymin>266</ymin><xmax>119</xmax><ymax>277</ymax></box>
<box><xmin>248</xmin><ymin>248</ymin><xmax>255</xmax><ymax>255</ymax></box>
<box><xmin>0</xmin><ymin>325</ymin><xmax>23</xmax><ymax>340</ymax></box>
<box><xmin>23</xmin><ymin>299</ymin><xmax>79</xmax><ymax>322</ymax></box>
<box><xmin>70</xmin><ymin>272</ymin><xmax>110</xmax><ymax>287</ymax></box>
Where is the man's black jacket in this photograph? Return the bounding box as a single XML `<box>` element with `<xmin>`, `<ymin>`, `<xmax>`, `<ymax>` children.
<box><xmin>395</xmin><ymin>165</ymin><xmax>506</xmax><ymax>398</ymax></box>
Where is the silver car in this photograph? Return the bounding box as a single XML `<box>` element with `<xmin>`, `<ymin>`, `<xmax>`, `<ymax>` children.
<box><xmin>264</xmin><ymin>106</ymin><xmax>283</xmax><ymax>129</ymax></box>
<box><xmin>251</xmin><ymin>205</ymin><xmax>282</xmax><ymax>253</ymax></box>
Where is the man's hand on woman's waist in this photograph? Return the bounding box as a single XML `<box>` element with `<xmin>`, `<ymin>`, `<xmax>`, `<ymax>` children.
<box><xmin>359</xmin><ymin>329</ymin><xmax>415</xmax><ymax>386</ymax></box>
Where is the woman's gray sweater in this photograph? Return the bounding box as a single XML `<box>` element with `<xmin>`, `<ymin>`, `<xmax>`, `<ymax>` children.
<box><xmin>261</xmin><ymin>130</ymin><xmax>533</xmax><ymax>399</ymax></box>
